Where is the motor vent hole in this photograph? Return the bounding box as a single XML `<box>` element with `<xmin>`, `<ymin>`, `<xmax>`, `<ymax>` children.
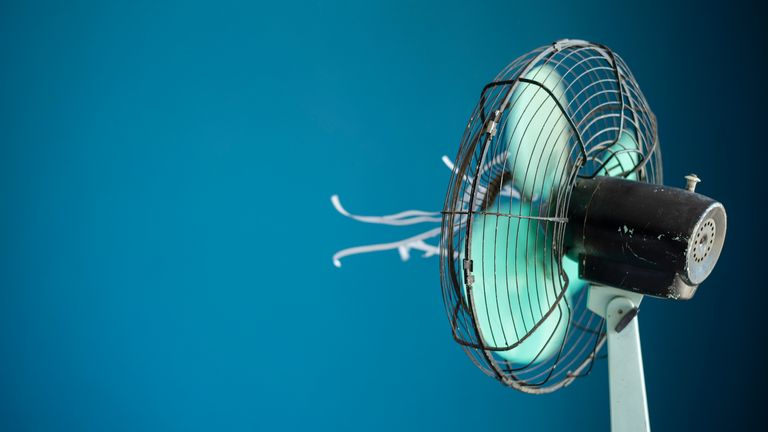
<box><xmin>692</xmin><ymin>218</ymin><xmax>716</xmax><ymax>263</ymax></box>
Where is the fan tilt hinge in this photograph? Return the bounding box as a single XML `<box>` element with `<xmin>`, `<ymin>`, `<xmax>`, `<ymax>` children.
<box><xmin>614</xmin><ymin>307</ymin><xmax>639</xmax><ymax>333</ymax></box>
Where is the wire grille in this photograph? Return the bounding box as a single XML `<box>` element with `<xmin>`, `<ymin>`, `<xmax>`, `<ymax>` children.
<box><xmin>439</xmin><ymin>40</ymin><xmax>662</xmax><ymax>393</ymax></box>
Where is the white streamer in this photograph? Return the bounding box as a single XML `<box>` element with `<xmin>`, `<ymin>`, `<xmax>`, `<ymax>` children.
<box><xmin>332</xmin><ymin>227</ymin><xmax>441</xmax><ymax>268</ymax></box>
<box><xmin>330</xmin><ymin>195</ymin><xmax>441</xmax><ymax>226</ymax></box>
<box><xmin>331</xmin><ymin>155</ymin><xmax>522</xmax><ymax>267</ymax></box>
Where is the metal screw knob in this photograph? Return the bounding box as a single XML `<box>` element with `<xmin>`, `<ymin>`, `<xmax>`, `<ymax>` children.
<box><xmin>685</xmin><ymin>174</ymin><xmax>701</xmax><ymax>192</ymax></box>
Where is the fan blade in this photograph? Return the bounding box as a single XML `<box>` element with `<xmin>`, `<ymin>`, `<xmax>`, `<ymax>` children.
<box><xmin>597</xmin><ymin>129</ymin><xmax>641</xmax><ymax>179</ymax></box>
<box><xmin>503</xmin><ymin>64</ymin><xmax>572</xmax><ymax>201</ymax></box>
<box><xmin>463</xmin><ymin>199</ymin><xmax>586</xmax><ymax>364</ymax></box>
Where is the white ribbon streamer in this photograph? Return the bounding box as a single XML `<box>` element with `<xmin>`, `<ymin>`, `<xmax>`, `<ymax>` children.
<box><xmin>331</xmin><ymin>155</ymin><xmax>522</xmax><ymax>267</ymax></box>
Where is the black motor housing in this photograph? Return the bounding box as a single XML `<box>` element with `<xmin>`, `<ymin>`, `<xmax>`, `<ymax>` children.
<box><xmin>564</xmin><ymin>176</ymin><xmax>726</xmax><ymax>300</ymax></box>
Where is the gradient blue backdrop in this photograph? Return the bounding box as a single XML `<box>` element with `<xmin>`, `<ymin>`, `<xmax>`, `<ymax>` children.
<box><xmin>2</xmin><ymin>1</ymin><xmax>766</xmax><ymax>430</ymax></box>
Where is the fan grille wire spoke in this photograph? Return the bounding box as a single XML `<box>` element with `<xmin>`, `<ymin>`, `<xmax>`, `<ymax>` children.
<box><xmin>439</xmin><ymin>40</ymin><xmax>661</xmax><ymax>393</ymax></box>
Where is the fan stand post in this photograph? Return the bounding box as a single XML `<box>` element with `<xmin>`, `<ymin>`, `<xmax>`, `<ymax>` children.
<box><xmin>588</xmin><ymin>285</ymin><xmax>650</xmax><ymax>432</ymax></box>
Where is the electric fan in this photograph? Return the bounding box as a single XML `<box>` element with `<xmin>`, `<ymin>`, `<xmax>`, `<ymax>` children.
<box><xmin>331</xmin><ymin>39</ymin><xmax>727</xmax><ymax>432</ymax></box>
<box><xmin>440</xmin><ymin>39</ymin><xmax>726</xmax><ymax>431</ymax></box>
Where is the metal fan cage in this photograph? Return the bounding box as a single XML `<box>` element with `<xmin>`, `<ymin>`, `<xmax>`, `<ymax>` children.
<box><xmin>439</xmin><ymin>39</ymin><xmax>662</xmax><ymax>393</ymax></box>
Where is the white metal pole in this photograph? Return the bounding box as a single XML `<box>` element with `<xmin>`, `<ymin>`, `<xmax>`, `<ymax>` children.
<box><xmin>605</xmin><ymin>296</ymin><xmax>650</xmax><ymax>432</ymax></box>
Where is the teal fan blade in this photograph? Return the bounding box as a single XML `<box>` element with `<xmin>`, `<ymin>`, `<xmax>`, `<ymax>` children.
<box><xmin>462</xmin><ymin>198</ymin><xmax>586</xmax><ymax>364</ymax></box>
<box><xmin>503</xmin><ymin>64</ymin><xmax>571</xmax><ymax>201</ymax></box>
<box><xmin>598</xmin><ymin>129</ymin><xmax>641</xmax><ymax>179</ymax></box>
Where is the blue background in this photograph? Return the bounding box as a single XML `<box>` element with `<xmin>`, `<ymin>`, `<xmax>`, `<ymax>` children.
<box><xmin>2</xmin><ymin>1</ymin><xmax>766</xmax><ymax>430</ymax></box>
